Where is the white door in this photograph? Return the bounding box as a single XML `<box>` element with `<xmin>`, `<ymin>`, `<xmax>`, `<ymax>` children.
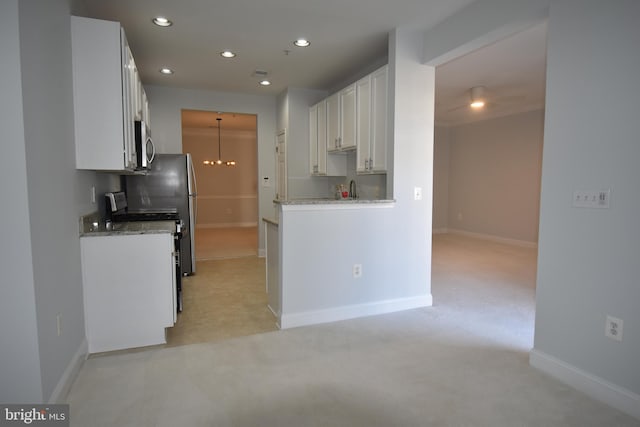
<box><xmin>276</xmin><ymin>129</ymin><xmax>287</xmax><ymax>201</ymax></box>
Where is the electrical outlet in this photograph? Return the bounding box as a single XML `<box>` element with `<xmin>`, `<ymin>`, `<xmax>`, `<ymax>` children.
<box><xmin>605</xmin><ymin>315</ymin><xmax>623</xmax><ymax>341</ymax></box>
<box><xmin>352</xmin><ymin>264</ymin><xmax>362</xmax><ymax>279</ymax></box>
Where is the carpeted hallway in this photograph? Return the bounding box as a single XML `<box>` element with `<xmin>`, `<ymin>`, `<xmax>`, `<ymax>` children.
<box><xmin>65</xmin><ymin>234</ymin><xmax>639</xmax><ymax>426</ymax></box>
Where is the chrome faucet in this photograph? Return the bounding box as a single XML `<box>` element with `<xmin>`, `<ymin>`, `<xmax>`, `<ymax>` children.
<box><xmin>349</xmin><ymin>180</ymin><xmax>357</xmax><ymax>199</ymax></box>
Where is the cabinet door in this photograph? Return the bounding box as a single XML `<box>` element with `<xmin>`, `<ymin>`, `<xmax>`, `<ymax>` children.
<box><xmin>326</xmin><ymin>92</ymin><xmax>340</xmax><ymax>151</ymax></box>
<box><xmin>370</xmin><ymin>65</ymin><xmax>388</xmax><ymax>172</ymax></box>
<box><xmin>316</xmin><ymin>100</ymin><xmax>327</xmax><ymax>174</ymax></box>
<box><xmin>309</xmin><ymin>104</ymin><xmax>319</xmax><ymax>174</ymax></box>
<box><xmin>72</xmin><ymin>17</ymin><xmax>130</xmax><ymax>171</ymax></box>
<box><xmin>356</xmin><ymin>75</ymin><xmax>371</xmax><ymax>173</ymax></box>
<box><xmin>81</xmin><ymin>233</ymin><xmax>174</xmax><ymax>353</ymax></box>
<box><xmin>121</xmin><ymin>38</ymin><xmax>137</xmax><ymax>169</ymax></box>
<box><xmin>340</xmin><ymin>84</ymin><xmax>356</xmax><ymax>150</ymax></box>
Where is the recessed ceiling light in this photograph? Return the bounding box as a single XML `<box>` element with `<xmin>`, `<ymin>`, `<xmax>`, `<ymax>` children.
<box><xmin>259</xmin><ymin>80</ymin><xmax>271</xmax><ymax>86</ymax></box>
<box><xmin>293</xmin><ymin>39</ymin><xmax>310</xmax><ymax>47</ymax></box>
<box><xmin>220</xmin><ymin>50</ymin><xmax>237</xmax><ymax>58</ymax></box>
<box><xmin>159</xmin><ymin>68</ymin><xmax>174</xmax><ymax>75</ymax></box>
<box><xmin>152</xmin><ymin>16</ymin><xmax>172</xmax><ymax>27</ymax></box>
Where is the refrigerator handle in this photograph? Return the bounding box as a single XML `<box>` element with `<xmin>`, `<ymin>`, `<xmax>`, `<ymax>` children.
<box><xmin>187</xmin><ymin>153</ymin><xmax>198</xmax><ymax>225</ymax></box>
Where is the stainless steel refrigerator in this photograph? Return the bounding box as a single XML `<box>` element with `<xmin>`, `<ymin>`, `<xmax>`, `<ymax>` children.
<box><xmin>125</xmin><ymin>153</ymin><xmax>197</xmax><ymax>275</ymax></box>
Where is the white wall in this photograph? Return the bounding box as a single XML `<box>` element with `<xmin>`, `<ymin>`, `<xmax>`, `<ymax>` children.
<box><xmin>1</xmin><ymin>0</ymin><xmax>118</xmax><ymax>403</ymax></box>
<box><xmin>183</xmin><ymin>128</ymin><xmax>258</xmax><ymax>228</ymax></box>
<box><xmin>532</xmin><ymin>0</ymin><xmax>640</xmax><ymax>411</ymax></box>
<box><xmin>388</xmin><ymin>27</ymin><xmax>435</xmax><ymax>299</ymax></box>
<box><xmin>0</xmin><ymin>0</ymin><xmax>43</xmax><ymax>403</ymax></box>
<box><xmin>145</xmin><ymin>85</ymin><xmax>277</xmax><ymax>251</ymax></box>
<box><xmin>447</xmin><ymin>110</ymin><xmax>544</xmax><ymax>243</ymax></box>
<box><xmin>432</xmin><ymin>125</ymin><xmax>450</xmax><ymax>231</ymax></box>
<box><xmin>425</xmin><ymin>0</ymin><xmax>640</xmax><ymax>417</ymax></box>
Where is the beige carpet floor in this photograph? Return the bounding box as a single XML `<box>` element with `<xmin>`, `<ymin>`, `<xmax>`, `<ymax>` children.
<box><xmin>66</xmin><ymin>234</ymin><xmax>639</xmax><ymax>426</ymax></box>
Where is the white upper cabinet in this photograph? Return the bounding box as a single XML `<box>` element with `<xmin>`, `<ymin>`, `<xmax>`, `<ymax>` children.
<box><xmin>309</xmin><ymin>101</ymin><xmax>322</xmax><ymax>174</ymax></box>
<box><xmin>357</xmin><ymin>65</ymin><xmax>388</xmax><ymax>174</ymax></box>
<box><xmin>356</xmin><ymin>75</ymin><xmax>372</xmax><ymax>172</ymax></box>
<box><xmin>339</xmin><ymin>84</ymin><xmax>357</xmax><ymax>151</ymax></box>
<box><xmin>310</xmin><ymin>99</ymin><xmax>346</xmax><ymax>176</ymax></box>
<box><xmin>71</xmin><ymin>16</ymin><xmax>147</xmax><ymax>172</ymax></box>
<box><xmin>326</xmin><ymin>92</ymin><xmax>341</xmax><ymax>152</ymax></box>
<box><xmin>327</xmin><ymin>84</ymin><xmax>356</xmax><ymax>152</ymax></box>
<box><xmin>308</xmin><ymin>65</ymin><xmax>388</xmax><ymax>177</ymax></box>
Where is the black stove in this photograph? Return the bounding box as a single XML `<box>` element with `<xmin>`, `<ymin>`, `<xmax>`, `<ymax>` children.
<box><xmin>111</xmin><ymin>210</ymin><xmax>180</xmax><ymax>222</ymax></box>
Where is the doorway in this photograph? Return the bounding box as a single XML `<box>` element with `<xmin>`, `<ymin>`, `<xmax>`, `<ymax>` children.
<box><xmin>431</xmin><ymin>22</ymin><xmax>547</xmax><ymax>349</ymax></box>
<box><xmin>166</xmin><ymin>110</ymin><xmax>277</xmax><ymax>347</ymax></box>
<box><xmin>181</xmin><ymin>109</ymin><xmax>259</xmax><ymax>260</ymax></box>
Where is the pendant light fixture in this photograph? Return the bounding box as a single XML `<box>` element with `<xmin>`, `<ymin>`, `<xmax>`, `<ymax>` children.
<box><xmin>203</xmin><ymin>117</ymin><xmax>236</xmax><ymax>166</ymax></box>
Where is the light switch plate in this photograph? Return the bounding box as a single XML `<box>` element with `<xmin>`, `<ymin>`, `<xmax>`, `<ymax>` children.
<box><xmin>572</xmin><ymin>189</ymin><xmax>610</xmax><ymax>208</ymax></box>
<box><xmin>414</xmin><ymin>187</ymin><xmax>422</xmax><ymax>201</ymax></box>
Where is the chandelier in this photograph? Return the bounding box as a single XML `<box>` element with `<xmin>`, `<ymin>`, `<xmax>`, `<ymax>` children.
<box><xmin>203</xmin><ymin>117</ymin><xmax>236</xmax><ymax>166</ymax></box>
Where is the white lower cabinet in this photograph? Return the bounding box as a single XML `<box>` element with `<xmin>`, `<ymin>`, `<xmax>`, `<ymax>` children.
<box><xmin>80</xmin><ymin>233</ymin><xmax>175</xmax><ymax>353</ymax></box>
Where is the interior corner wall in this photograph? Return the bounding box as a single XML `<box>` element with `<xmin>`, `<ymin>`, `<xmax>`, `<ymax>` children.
<box><xmin>534</xmin><ymin>0</ymin><xmax>640</xmax><ymax>401</ymax></box>
<box><xmin>19</xmin><ymin>0</ymin><xmax>101</xmax><ymax>402</ymax></box>
<box><xmin>0</xmin><ymin>0</ymin><xmax>43</xmax><ymax>403</ymax></box>
<box><xmin>432</xmin><ymin>125</ymin><xmax>450</xmax><ymax>231</ymax></box>
<box><xmin>447</xmin><ymin>110</ymin><xmax>544</xmax><ymax>243</ymax></box>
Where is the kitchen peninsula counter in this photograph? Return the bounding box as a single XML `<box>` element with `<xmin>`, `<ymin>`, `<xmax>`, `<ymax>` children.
<box><xmin>274</xmin><ymin>198</ymin><xmax>395</xmax><ymax>206</ymax></box>
<box><xmin>264</xmin><ymin>196</ymin><xmax>428</xmax><ymax>332</ymax></box>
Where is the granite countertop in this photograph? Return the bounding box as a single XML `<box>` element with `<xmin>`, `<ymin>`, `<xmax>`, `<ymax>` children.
<box><xmin>274</xmin><ymin>198</ymin><xmax>395</xmax><ymax>206</ymax></box>
<box><xmin>79</xmin><ymin>213</ymin><xmax>175</xmax><ymax>237</ymax></box>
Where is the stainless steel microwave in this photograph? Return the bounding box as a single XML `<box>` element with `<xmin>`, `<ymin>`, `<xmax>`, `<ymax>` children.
<box><xmin>134</xmin><ymin>120</ymin><xmax>156</xmax><ymax>170</ymax></box>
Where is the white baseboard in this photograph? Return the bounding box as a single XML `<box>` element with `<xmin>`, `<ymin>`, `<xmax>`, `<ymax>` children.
<box><xmin>530</xmin><ymin>349</ymin><xmax>640</xmax><ymax>420</ymax></box>
<box><xmin>196</xmin><ymin>222</ymin><xmax>258</xmax><ymax>229</ymax></box>
<box><xmin>279</xmin><ymin>295</ymin><xmax>432</xmax><ymax>330</ymax></box>
<box><xmin>48</xmin><ymin>339</ymin><xmax>87</xmax><ymax>404</ymax></box>
<box><xmin>447</xmin><ymin>228</ymin><xmax>537</xmax><ymax>248</ymax></box>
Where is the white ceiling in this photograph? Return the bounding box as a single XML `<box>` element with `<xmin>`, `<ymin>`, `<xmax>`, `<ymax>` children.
<box><xmin>72</xmin><ymin>0</ymin><xmax>547</xmax><ymax>126</ymax></box>
<box><xmin>435</xmin><ymin>21</ymin><xmax>548</xmax><ymax>126</ymax></box>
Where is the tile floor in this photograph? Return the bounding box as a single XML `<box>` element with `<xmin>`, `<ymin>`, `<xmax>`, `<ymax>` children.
<box><xmin>195</xmin><ymin>226</ymin><xmax>258</xmax><ymax>260</ymax></box>
<box><xmin>163</xmin><ymin>226</ymin><xmax>276</xmax><ymax>347</ymax></box>
<box><xmin>165</xmin><ymin>256</ymin><xmax>278</xmax><ymax>347</ymax></box>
